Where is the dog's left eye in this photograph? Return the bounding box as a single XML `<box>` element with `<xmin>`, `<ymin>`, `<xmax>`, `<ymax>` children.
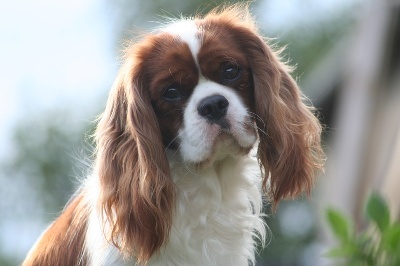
<box><xmin>222</xmin><ymin>64</ymin><xmax>241</xmax><ymax>81</ymax></box>
<box><xmin>163</xmin><ymin>85</ymin><xmax>182</xmax><ymax>101</ymax></box>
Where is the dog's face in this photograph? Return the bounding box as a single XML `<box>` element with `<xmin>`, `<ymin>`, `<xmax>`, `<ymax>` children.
<box><xmin>95</xmin><ymin>6</ymin><xmax>324</xmax><ymax>262</ymax></box>
<box><xmin>140</xmin><ymin>20</ymin><xmax>258</xmax><ymax>165</ymax></box>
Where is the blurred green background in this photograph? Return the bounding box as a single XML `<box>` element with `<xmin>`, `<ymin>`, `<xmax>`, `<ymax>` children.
<box><xmin>2</xmin><ymin>0</ymin><xmax>400</xmax><ymax>265</ymax></box>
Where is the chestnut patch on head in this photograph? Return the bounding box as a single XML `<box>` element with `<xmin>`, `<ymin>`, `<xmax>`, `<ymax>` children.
<box><xmin>197</xmin><ymin>22</ymin><xmax>254</xmax><ymax>109</ymax></box>
<box><xmin>138</xmin><ymin>33</ymin><xmax>199</xmax><ymax>148</ymax></box>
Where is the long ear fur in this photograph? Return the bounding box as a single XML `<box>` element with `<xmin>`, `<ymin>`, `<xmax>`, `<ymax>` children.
<box><xmin>246</xmin><ymin>33</ymin><xmax>324</xmax><ymax>207</ymax></box>
<box><xmin>94</xmin><ymin>52</ymin><xmax>175</xmax><ymax>263</ymax></box>
<box><xmin>206</xmin><ymin>5</ymin><xmax>324</xmax><ymax>207</ymax></box>
<box><xmin>205</xmin><ymin>3</ymin><xmax>324</xmax><ymax>207</ymax></box>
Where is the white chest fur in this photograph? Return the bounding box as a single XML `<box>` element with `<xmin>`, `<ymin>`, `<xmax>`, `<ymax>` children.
<box><xmin>149</xmin><ymin>155</ymin><xmax>265</xmax><ymax>266</ymax></box>
<box><xmin>86</xmin><ymin>155</ymin><xmax>265</xmax><ymax>266</ymax></box>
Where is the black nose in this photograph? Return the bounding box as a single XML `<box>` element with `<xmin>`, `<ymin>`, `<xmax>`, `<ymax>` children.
<box><xmin>197</xmin><ymin>95</ymin><xmax>229</xmax><ymax>121</ymax></box>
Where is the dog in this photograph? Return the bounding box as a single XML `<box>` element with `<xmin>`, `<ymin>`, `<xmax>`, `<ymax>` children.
<box><xmin>23</xmin><ymin>4</ymin><xmax>324</xmax><ymax>266</ymax></box>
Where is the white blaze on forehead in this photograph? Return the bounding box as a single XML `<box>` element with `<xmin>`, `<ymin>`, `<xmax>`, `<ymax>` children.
<box><xmin>160</xmin><ymin>19</ymin><xmax>201</xmax><ymax>64</ymax></box>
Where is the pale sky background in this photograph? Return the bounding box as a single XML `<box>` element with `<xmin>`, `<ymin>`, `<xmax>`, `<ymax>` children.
<box><xmin>0</xmin><ymin>0</ymin><xmax>362</xmax><ymax>262</ymax></box>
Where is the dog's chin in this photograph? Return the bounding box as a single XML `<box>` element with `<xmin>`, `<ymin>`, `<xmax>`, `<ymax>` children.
<box><xmin>178</xmin><ymin>130</ymin><xmax>257</xmax><ymax>168</ymax></box>
<box><xmin>202</xmin><ymin>136</ymin><xmax>253</xmax><ymax>167</ymax></box>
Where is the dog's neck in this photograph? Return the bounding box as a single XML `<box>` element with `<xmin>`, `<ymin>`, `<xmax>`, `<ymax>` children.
<box><xmin>149</xmin><ymin>153</ymin><xmax>266</xmax><ymax>265</ymax></box>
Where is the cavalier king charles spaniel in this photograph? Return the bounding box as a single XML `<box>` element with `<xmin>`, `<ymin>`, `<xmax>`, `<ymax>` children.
<box><xmin>23</xmin><ymin>4</ymin><xmax>324</xmax><ymax>266</ymax></box>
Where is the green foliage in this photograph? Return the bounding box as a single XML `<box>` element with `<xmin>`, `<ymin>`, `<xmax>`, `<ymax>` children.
<box><xmin>3</xmin><ymin>112</ymin><xmax>93</xmax><ymax>215</ymax></box>
<box><xmin>326</xmin><ymin>208</ymin><xmax>352</xmax><ymax>243</ymax></box>
<box><xmin>366</xmin><ymin>194</ymin><xmax>390</xmax><ymax>233</ymax></box>
<box><xmin>326</xmin><ymin>193</ymin><xmax>400</xmax><ymax>266</ymax></box>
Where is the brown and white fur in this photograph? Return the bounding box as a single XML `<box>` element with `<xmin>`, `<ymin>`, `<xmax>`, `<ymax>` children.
<box><xmin>23</xmin><ymin>4</ymin><xmax>324</xmax><ymax>266</ymax></box>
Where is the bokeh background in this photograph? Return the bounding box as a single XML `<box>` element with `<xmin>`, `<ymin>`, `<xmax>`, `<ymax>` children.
<box><xmin>1</xmin><ymin>0</ymin><xmax>399</xmax><ymax>265</ymax></box>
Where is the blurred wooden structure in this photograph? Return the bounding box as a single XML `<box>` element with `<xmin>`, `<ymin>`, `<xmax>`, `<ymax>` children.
<box><xmin>307</xmin><ymin>0</ymin><xmax>400</xmax><ymax>231</ymax></box>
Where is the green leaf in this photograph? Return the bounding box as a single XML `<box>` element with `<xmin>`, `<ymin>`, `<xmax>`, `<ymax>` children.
<box><xmin>325</xmin><ymin>244</ymin><xmax>357</xmax><ymax>258</ymax></box>
<box><xmin>382</xmin><ymin>223</ymin><xmax>400</xmax><ymax>252</ymax></box>
<box><xmin>326</xmin><ymin>208</ymin><xmax>352</xmax><ymax>242</ymax></box>
<box><xmin>366</xmin><ymin>194</ymin><xmax>390</xmax><ymax>232</ymax></box>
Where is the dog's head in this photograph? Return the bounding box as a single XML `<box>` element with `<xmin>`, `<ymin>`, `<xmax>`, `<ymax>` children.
<box><xmin>95</xmin><ymin>4</ymin><xmax>324</xmax><ymax>262</ymax></box>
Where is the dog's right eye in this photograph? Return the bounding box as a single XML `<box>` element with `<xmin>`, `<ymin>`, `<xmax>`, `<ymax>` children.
<box><xmin>163</xmin><ymin>85</ymin><xmax>182</xmax><ymax>101</ymax></box>
<box><xmin>221</xmin><ymin>63</ymin><xmax>241</xmax><ymax>84</ymax></box>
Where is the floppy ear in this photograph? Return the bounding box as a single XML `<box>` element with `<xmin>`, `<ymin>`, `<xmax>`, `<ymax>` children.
<box><xmin>241</xmin><ymin>31</ymin><xmax>324</xmax><ymax>207</ymax></box>
<box><xmin>94</xmin><ymin>57</ymin><xmax>175</xmax><ymax>262</ymax></box>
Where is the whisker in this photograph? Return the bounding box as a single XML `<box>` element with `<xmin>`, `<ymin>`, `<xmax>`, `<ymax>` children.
<box><xmin>164</xmin><ymin>130</ymin><xmax>185</xmax><ymax>151</ymax></box>
<box><xmin>244</xmin><ymin>118</ymin><xmax>270</xmax><ymax>139</ymax></box>
<box><xmin>183</xmin><ymin>160</ymin><xmax>199</xmax><ymax>176</ymax></box>
<box><xmin>248</xmin><ymin>112</ymin><xmax>266</xmax><ymax>128</ymax></box>
<box><xmin>256</xmin><ymin>126</ymin><xmax>269</xmax><ymax>138</ymax></box>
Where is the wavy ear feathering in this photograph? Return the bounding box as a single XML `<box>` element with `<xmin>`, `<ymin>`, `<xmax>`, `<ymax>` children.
<box><xmin>94</xmin><ymin>51</ymin><xmax>175</xmax><ymax>262</ymax></box>
<box><xmin>201</xmin><ymin>5</ymin><xmax>325</xmax><ymax>207</ymax></box>
<box><xmin>249</xmin><ymin>34</ymin><xmax>325</xmax><ymax>207</ymax></box>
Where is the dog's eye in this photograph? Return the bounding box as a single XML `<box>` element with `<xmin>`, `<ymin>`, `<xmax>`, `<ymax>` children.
<box><xmin>222</xmin><ymin>64</ymin><xmax>241</xmax><ymax>82</ymax></box>
<box><xmin>163</xmin><ymin>85</ymin><xmax>182</xmax><ymax>101</ymax></box>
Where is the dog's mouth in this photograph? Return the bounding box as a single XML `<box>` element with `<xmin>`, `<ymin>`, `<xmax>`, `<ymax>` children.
<box><xmin>202</xmin><ymin>132</ymin><xmax>254</xmax><ymax>165</ymax></box>
<box><xmin>176</xmin><ymin>116</ymin><xmax>258</xmax><ymax>166</ymax></box>
<box><xmin>209</xmin><ymin>117</ymin><xmax>230</xmax><ymax>131</ymax></box>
